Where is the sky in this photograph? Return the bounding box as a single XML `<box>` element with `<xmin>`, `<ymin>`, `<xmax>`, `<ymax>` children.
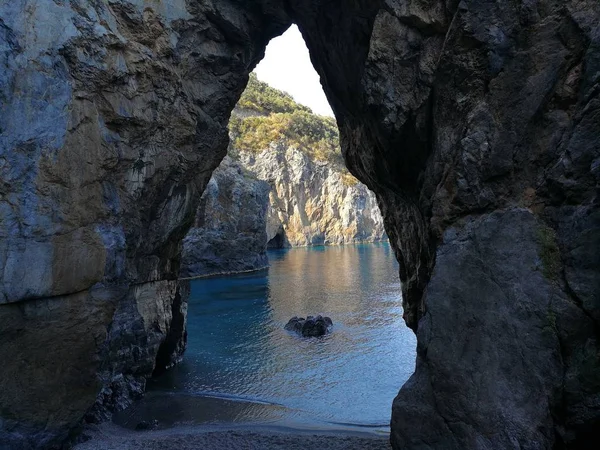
<box><xmin>254</xmin><ymin>25</ymin><xmax>334</xmax><ymax>117</ymax></box>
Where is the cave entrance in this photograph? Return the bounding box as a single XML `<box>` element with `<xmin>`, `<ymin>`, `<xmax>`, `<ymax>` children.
<box><xmin>267</xmin><ymin>226</ymin><xmax>286</xmax><ymax>249</ymax></box>
<box><xmin>166</xmin><ymin>25</ymin><xmax>417</xmax><ymax>435</ymax></box>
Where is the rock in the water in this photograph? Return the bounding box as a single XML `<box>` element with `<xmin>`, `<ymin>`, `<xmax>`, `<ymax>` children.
<box><xmin>284</xmin><ymin>316</ymin><xmax>304</xmax><ymax>334</ymax></box>
<box><xmin>285</xmin><ymin>316</ymin><xmax>333</xmax><ymax>337</ymax></box>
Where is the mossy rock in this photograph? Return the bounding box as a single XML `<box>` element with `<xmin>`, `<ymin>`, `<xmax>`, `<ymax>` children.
<box><xmin>536</xmin><ymin>224</ymin><xmax>561</xmax><ymax>281</ymax></box>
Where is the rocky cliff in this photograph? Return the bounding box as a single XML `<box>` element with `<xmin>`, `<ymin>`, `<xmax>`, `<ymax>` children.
<box><xmin>0</xmin><ymin>1</ymin><xmax>287</xmax><ymax>448</ymax></box>
<box><xmin>181</xmin><ymin>77</ymin><xmax>386</xmax><ymax>278</ymax></box>
<box><xmin>1</xmin><ymin>1</ymin><xmax>598</xmax><ymax>449</ymax></box>
<box><xmin>181</xmin><ymin>144</ymin><xmax>386</xmax><ymax>278</ymax></box>
<box><xmin>180</xmin><ymin>156</ymin><xmax>270</xmax><ymax>278</ymax></box>
<box><xmin>239</xmin><ymin>144</ymin><xmax>386</xmax><ymax>247</ymax></box>
<box><xmin>229</xmin><ymin>74</ymin><xmax>386</xmax><ymax>247</ymax></box>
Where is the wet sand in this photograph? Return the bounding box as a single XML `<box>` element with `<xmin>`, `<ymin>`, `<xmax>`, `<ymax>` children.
<box><xmin>75</xmin><ymin>422</ymin><xmax>391</xmax><ymax>450</ymax></box>
<box><xmin>108</xmin><ymin>390</ymin><xmax>391</xmax><ymax>434</ymax></box>
<box><xmin>76</xmin><ymin>390</ymin><xmax>392</xmax><ymax>449</ymax></box>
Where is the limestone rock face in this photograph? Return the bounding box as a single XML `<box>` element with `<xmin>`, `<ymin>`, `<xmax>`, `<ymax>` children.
<box><xmin>239</xmin><ymin>144</ymin><xmax>386</xmax><ymax>247</ymax></box>
<box><xmin>180</xmin><ymin>156</ymin><xmax>270</xmax><ymax>278</ymax></box>
<box><xmin>0</xmin><ymin>1</ymin><xmax>289</xmax><ymax>447</ymax></box>
<box><xmin>1</xmin><ymin>0</ymin><xmax>599</xmax><ymax>449</ymax></box>
<box><xmin>180</xmin><ymin>142</ymin><xmax>386</xmax><ymax>279</ymax></box>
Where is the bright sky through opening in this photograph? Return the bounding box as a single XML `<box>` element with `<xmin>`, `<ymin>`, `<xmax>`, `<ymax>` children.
<box><xmin>254</xmin><ymin>25</ymin><xmax>334</xmax><ymax>117</ymax></box>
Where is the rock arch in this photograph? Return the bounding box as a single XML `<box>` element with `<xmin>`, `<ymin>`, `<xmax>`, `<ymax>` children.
<box><xmin>0</xmin><ymin>1</ymin><xmax>598</xmax><ymax>449</ymax></box>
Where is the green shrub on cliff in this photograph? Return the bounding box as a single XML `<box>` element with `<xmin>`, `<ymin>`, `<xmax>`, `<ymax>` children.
<box><xmin>229</xmin><ymin>73</ymin><xmax>351</xmax><ymax>179</ymax></box>
<box><xmin>230</xmin><ymin>110</ymin><xmax>341</xmax><ymax>163</ymax></box>
<box><xmin>237</xmin><ymin>73</ymin><xmax>312</xmax><ymax>115</ymax></box>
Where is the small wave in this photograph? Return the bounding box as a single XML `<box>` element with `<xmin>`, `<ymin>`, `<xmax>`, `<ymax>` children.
<box><xmin>322</xmin><ymin>419</ymin><xmax>390</xmax><ymax>429</ymax></box>
<box><xmin>155</xmin><ymin>390</ymin><xmax>287</xmax><ymax>408</ymax></box>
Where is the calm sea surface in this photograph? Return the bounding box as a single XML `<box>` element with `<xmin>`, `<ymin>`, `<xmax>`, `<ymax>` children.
<box><xmin>115</xmin><ymin>243</ymin><xmax>416</xmax><ymax>433</ymax></box>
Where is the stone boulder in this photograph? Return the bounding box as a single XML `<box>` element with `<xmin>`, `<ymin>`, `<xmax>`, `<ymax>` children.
<box><xmin>285</xmin><ymin>315</ymin><xmax>333</xmax><ymax>337</ymax></box>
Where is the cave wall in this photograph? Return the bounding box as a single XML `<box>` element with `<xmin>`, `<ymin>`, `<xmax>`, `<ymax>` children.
<box><xmin>0</xmin><ymin>1</ymin><xmax>291</xmax><ymax>448</ymax></box>
<box><xmin>0</xmin><ymin>1</ymin><xmax>598</xmax><ymax>449</ymax></box>
<box><xmin>292</xmin><ymin>1</ymin><xmax>599</xmax><ymax>448</ymax></box>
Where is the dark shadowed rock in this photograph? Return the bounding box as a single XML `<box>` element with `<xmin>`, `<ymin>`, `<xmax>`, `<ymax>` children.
<box><xmin>180</xmin><ymin>156</ymin><xmax>270</xmax><ymax>278</ymax></box>
<box><xmin>134</xmin><ymin>420</ymin><xmax>159</xmax><ymax>431</ymax></box>
<box><xmin>284</xmin><ymin>317</ymin><xmax>304</xmax><ymax>334</ymax></box>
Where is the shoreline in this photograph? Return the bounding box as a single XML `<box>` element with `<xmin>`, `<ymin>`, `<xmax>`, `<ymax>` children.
<box><xmin>180</xmin><ymin>265</ymin><xmax>270</xmax><ymax>281</ymax></box>
<box><xmin>75</xmin><ymin>422</ymin><xmax>391</xmax><ymax>450</ymax></box>
<box><xmin>108</xmin><ymin>389</ymin><xmax>392</xmax><ymax>437</ymax></box>
<box><xmin>180</xmin><ymin>239</ymin><xmax>391</xmax><ymax>281</ymax></box>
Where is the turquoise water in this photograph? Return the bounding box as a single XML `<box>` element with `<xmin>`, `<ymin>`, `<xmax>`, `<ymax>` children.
<box><xmin>116</xmin><ymin>243</ymin><xmax>416</xmax><ymax>432</ymax></box>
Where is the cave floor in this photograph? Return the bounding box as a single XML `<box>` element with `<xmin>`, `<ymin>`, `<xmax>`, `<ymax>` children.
<box><xmin>74</xmin><ymin>423</ymin><xmax>390</xmax><ymax>450</ymax></box>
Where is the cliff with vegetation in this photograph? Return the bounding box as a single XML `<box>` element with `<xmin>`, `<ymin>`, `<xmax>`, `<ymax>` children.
<box><xmin>230</xmin><ymin>74</ymin><xmax>343</xmax><ymax>167</ymax></box>
<box><xmin>181</xmin><ymin>75</ymin><xmax>386</xmax><ymax>277</ymax></box>
<box><xmin>232</xmin><ymin>75</ymin><xmax>387</xmax><ymax>247</ymax></box>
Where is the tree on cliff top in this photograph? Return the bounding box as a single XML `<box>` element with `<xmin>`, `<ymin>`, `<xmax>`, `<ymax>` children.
<box><xmin>236</xmin><ymin>73</ymin><xmax>312</xmax><ymax>115</ymax></box>
<box><xmin>229</xmin><ymin>74</ymin><xmax>351</xmax><ymax>181</ymax></box>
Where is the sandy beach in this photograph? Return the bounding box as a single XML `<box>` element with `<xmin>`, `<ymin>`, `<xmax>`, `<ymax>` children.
<box><xmin>75</xmin><ymin>423</ymin><xmax>391</xmax><ymax>450</ymax></box>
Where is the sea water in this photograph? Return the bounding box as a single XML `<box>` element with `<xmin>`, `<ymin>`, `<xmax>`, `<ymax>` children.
<box><xmin>115</xmin><ymin>243</ymin><xmax>416</xmax><ymax>433</ymax></box>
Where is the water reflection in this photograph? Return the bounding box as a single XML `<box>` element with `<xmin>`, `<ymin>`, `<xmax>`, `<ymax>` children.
<box><xmin>118</xmin><ymin>243</ymin><xmax>416</xmax><ymax>432</ymax></box>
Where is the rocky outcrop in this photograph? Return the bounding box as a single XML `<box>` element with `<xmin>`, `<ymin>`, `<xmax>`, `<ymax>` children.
<box><xmin>392</xmin><ymin>209</ymin><xmax>586</xmax><ymax>448</ymax></box>
<box><xmin>239</xmin><ymin>143</ymin><xmax>386</xmax><ymax>247</ymax></box>
<box><xmin>303</xmin><ymin>2</ymin><xmax>599</xmax><ymax>448</ymax></box>
<box><xmin>180</xmin><ymin>156</ymin><xmax>270</xmax><ymax>278</ymax></box>
<box><xmin>285</xmin><ymin>315</ymin><xmax>333</xmax><ymax>337</ymax></box>
<box><xmin>1</xmin><ymin>1</ymin><xmax>599</xmax><ymax>449</ymax></box>
<box><xmin>0</xmin><ymin>280</ymin><xmax>188</xmax><ymax>449</ymax></box>
<box><xmin>325</xmin><ymin>3</ymin><xmax>600</xmax><ymax>448</ymax></box>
